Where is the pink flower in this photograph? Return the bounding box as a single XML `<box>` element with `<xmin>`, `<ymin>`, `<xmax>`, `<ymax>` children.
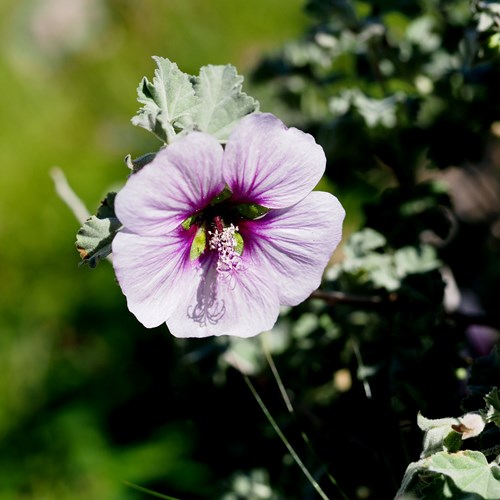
<box><xmin>112</xmin><ymin>113</ymin><xmax>345</xmax><ymax>338</ymax></box>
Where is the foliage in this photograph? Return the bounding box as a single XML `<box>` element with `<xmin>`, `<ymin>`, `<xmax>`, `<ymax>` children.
<box><xmin>132</xmin><ymin>57</ymin><xmax>259</xmax><ymax>144</ymax></box>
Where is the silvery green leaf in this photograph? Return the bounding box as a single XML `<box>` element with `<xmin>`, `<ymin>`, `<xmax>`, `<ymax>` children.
<box><xmin>132</xmin><ymin>56</ymin><xmax>199</xmax><ymax>143</ymax></box>
<box><xmin>394</xmin><ymin>245</ymin><xmax>440</xmax><ymax>278</ymax></box>
<box><xmin>344</xmin><ymin>228</ymin><xmax>386</xmax><ymax>259</ymax></box>
<box><xmin>417</xmin><ymin>413</ymin><xmax>461</xmax><ymax>458</ymax></box>
<box><xmin>427</xmin><ymin>451</ymin><xmax>500</xmax><ymax>499</ymax></box>
<box><xmin>191</xmin><ymin>64</ymin><xmax>259</xmax><ymax>141</ymax></box>
<box><xmin>76</xmin><ymin>192</ymin><xmax>121</xmax><ymax>268</ymax></box>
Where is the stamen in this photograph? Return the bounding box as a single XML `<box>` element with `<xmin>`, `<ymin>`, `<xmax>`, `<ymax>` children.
<box><xmin>208</xmin><ymin>223</ymin><xmax>242</xmax><ymax>279</ymax></box>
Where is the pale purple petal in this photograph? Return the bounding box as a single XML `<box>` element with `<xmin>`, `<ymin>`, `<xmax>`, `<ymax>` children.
<box><xmin>165</xmin><ymin>253</ymin><xmax>281</xmax><ymax>338</ymax></box>
<box><xmin>242</xmin><ymin>191</ymin><xmax>345</xmax><ymax>305</ymax></box>
<box><xmin>113</xmin><ymin>227</ymin><xmax>281</xmax><ymax>337</ymax></box>
<box><xmin>223</xmin><ymin>113</ymin><xmax>326</xmax><ymax>209</ymax></box>
<box><xmin>111</xmin><ymin>227</ymin><xmax>195</xmax><ymax>328</ymax></box>
<box><xmin>115</xmin><ymin>132</ymin><xmax>225</xmax><ymax>236</ymax></box>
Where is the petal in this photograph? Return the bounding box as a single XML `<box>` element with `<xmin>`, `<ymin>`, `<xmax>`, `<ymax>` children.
<box><xmin>223</xmin><ymin>113</ymin><xmax>326</xmax><ymax>209</ymax></box>
<box><xmin>242</xmin><ymin>191</ymin><xmax>345</xmax><ymax>306</ymax></box>
<box><xmin>165</xmin><ymin>252</ymin><xmax>281</xmax><ymax>338</ymax></box>
<box><xmin>115</xmin><ymin>132</ymin><xmax>225</xmax><ymax>236</ymax></box>
<box><xmin>111</xmin><ymin>227</ymin><xmax>195</xmax><ymax>328</ymax></box>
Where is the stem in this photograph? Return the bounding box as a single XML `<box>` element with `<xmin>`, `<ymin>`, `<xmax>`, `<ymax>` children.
<box><xmin>123</xmin><ymin>481</ymin><xmax>182</xmax><ymax>500</ymax></box>
<box><xmin>261</xmin><ymin>333</ymin><xmax>293</xmax><ymax>413</ymax></box>
<box><xmin>243</xmin><ymin>373</ymin><xmax>332</xmax><ymax>500</ymax></box>
<box><xmin>310</xmin><ymin>290</ymin><xmax>390</xmax><ymax>307</ymax></box>
<box><xmin>259</xmin><ymin>335</ymin><xmax>350</xmax><ymax>500</ymax></box>
<box><xmin>50</xmin><ymin>167</ymin><xmax>90</xmax><ymax>224</ymax></box>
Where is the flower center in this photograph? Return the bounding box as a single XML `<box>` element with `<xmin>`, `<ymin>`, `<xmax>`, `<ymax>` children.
<box><xmin>183</xmin><ymin>186</ymin><xmax>269</xmax><ymax>276</ymax></box>
<box><xmin>208</xmin><ymin>221</ymin><xmax>243</xmax><ymax>279</ymax></box>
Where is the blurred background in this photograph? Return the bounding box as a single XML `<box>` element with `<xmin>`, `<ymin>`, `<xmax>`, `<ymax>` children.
<box><xmin>2</xmin><ymin>0</ymin><xmax>500</xmax><ymax>499</ymax></box>
<box><xmin>0</xmin><ymin>1</ymin><xmax>306</xmax><ymax>498</ymax></box>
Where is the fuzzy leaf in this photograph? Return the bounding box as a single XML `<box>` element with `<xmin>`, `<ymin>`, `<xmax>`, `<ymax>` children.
<box><xmin>427</xmin><ymin>451</ymin><xmax>500</xmax><ymax>499</ymax></box>
<box><xmin>132</xmin><ymin>56</ymin><xmax>199</xmax><ymax>143</ymax></box>
<box><xmin>76</xmin><ymin>193</ymin><xmax>122</xmax><ymax>268</ymax></box>
<box><xmin>191</xmin><ymin>64</ymin><xmax>259</xmax><ymax>141</ymax></box>
<box><xmin>417</xmin><ymin>413</ymin><xmax>461</xmax><ymax>458</ymax></box>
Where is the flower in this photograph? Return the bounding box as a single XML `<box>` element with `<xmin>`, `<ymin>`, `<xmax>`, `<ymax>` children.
<box><xmin>452</xmin><ymin>413</ymin><xmax>486</xmax><ymax>440</ymax></box>
<box><xmin>112</xmin><ymin>113</ymin><xmax>345</xmax><ymax>338</ymax></box>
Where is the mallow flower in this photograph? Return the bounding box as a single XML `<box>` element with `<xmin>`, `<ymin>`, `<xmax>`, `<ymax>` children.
<box><xmin>112</xmin><ymin>113</ymin><xmax>345</xmax><ymax>338</ymax></box>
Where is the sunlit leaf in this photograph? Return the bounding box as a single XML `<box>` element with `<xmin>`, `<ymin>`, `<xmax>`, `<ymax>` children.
<box><xmin>417</xmin><ymin>413</ymin><xmax>462</xmax><ymax>458</ymax></box>
<box><xmin>132</xmin><ymin>56</ymin><xmax>199</xmax><ymax>143</ymax></box>
<box><xmin>427</xmin><ymin>451</ymin><xmax>500</xmax><ymax>499</ymax></box>
<box><xmin>191</xmin><ymin>64</ymin><xmax>259</xmax><ymax>141</ymax></box>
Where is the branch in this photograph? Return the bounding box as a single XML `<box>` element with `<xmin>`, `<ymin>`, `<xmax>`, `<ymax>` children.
<box><xmin>310</xmin><ymin>289</ymin><xmax>392</xmax><ymax>307</ymax></box>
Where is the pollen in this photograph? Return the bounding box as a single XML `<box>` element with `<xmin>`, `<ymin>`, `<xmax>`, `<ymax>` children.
<box><xmin>208</xmin><ymin>224</ymin><xmax>242</xmax><ymax>278</ymax></box>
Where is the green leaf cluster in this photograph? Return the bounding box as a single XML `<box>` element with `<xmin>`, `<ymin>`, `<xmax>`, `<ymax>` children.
<box><xmin>397</xmin><ymin>386</ymin><xmax>500</xmax><ymax>498</ymax></box>
<box><xmin>327</xmin><ymin>228</ymin><xmax>441</xmax><ymax>292</ymax></box>
<box><xmin>133</xmin><ymin>57</ymin><xmax>259</xmax><ymax>144</ymax></box>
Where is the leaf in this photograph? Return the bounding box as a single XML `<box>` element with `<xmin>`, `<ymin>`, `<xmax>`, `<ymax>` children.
<box><xmin>76</xmin><ymin>193</ymin><xmax>122</xmax><ymax>268</ymax></box>
<box><xmin>427</xmin><ymin>451</ymin><xmax>500</xmax><ymax>499</ymax></box>
<box><xmin>131</xmin><ymin>57</ymin><xmax>199</xmax><ymax>143</ymax></box>
<box><xmin>394</xmin><ymin>245</ymin><xmax>440</xmax><ymax>278</ymax></box>
<box><xmin>344</xmin><ymin>228</ymin><xmax>386</xmax><ymax>258</ymax></box>
<box><xmin>191</xmin><ymin>64</ymin><xmax>259</xmax><ymax>141</ymax></box>
<box><xmin>417</xmin><ymin>413</ymin><xmax>462</xmax><ymax>458</ymax></box>
<box><xmin>485</xmin><ymin>388</ymin><xmax>500</xmax><ymax>429</ymax></box>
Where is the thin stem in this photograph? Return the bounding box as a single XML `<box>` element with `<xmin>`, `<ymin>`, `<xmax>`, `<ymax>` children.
<box><xmin>261</xmin><ymin>333</ymin><xmax>293</xmax><ymax>413</ymax></box>
<box><xmin>310</xmin><ymin>290</ymin><xmax>390</xmax><ymax>307</ymax></box>
<box><xmin>123</xmin><ymin>481</ymin><xmax>182</xmax><ymax>500</ymax></box>
<box><xmin>350</xmin><ymin>336</ymin><xmax>372</xmax><ymax>399</ymax></box>
<box><xmin>50</xmin><ymin>167</ymin><xmax>90</xmax><ymax>224</ymax></box>
<box><xmin>242</xmin><ymin>373</ymin><xmax>331</xmax><ymax>500</ymax></box>
<box><xmin>259</xmin><ymin>335</ymin><xmax>349</xmax><ymax>500</ymax></box>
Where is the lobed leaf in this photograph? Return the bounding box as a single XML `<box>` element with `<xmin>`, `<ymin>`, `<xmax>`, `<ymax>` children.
<box><xmin>131</xmin><ymin>57</ymin><xmax>199</xmax><ymax>143</ymax></box>
<box><xmin>76</xmin><ymin>192</ymin><xmax>122</xmax><ymax>268</ymax></box>
<box><xmin>191</xmin><ymin>64</ymin><xmax>259</xmax><ymax>141</ymax></box>
<box><xmin>132</xmin><ymin>58</ymin><xmax>259</xmax><ymax>144</ymax></box>
<box><xmin>427</xmin><ymin>451</ymin><xmax>500</xmax><ymax>499</ymax></box>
